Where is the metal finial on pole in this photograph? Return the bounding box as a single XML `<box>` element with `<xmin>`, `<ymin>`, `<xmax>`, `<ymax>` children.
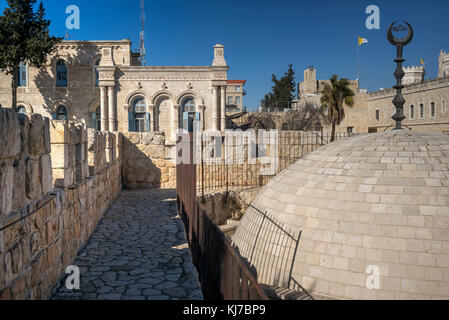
<box><xmin>387</xmin><ymin>21</ymin><xmax>414</xmax><ymax>130</ymax></box>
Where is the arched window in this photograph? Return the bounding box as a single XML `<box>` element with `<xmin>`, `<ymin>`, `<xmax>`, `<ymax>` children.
<box><xmin>91</xmin><ymin>106</ymin><xmax>101</xmax><ymax>131</ymax></box>
<box><xmin>55</xmin><ymin>105</ymin><xmax>68</xmax><ymax>121</ymax></box>
<box><xmin>16</xmin><ymin>105</ymin><xmax>27</xmax><ymax>114</ymax></box>
<box><xmin>56</xmin><ymin>60</ymin><xmax>68</xmax><ymax>87</ymax></box>
<box><xmin>17</xmin><ymin>62</ymin><xmax>27</xmax><ymax>87</ymax></box>
<box><xmin>129</xmin><ymin>98</ymin><xmax>149</xmax><ymax>132</ymax></box>
<box><xmin>95</xmin><ymin>59</ymin><xmax>100</xmax><ymax>87</ymax></box>
<box><xmin>181</xmin><ymin>98</ymin><xmax>198</xmax><ymax>132</ymax></box>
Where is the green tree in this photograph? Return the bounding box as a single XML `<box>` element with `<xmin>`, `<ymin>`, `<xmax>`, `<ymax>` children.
<box><xmin>0</xmin><ymin>0</ymin><xmax>61</xmax><ymax>110</ymax></box>
<box><xmin>320</xmin><ymin>75</ymin><xmax>355</xmax><ymax>142</ymax></box>
<box><xmin>261</xmin><ymin>64</ymin><xmax>296</xmax><ymax>111</ymax></box>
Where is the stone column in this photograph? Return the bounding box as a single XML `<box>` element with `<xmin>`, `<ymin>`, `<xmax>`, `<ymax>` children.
<box><xmin>197</xmin><ymin>104</ymin><xmax>205</xmax><ymax>131</ymax></box>
<box><xmin>171</xmin><ymin>104</ymin><xmax>179</xmax><ymax>142</ymax></box>
<box><xmin>148</xmin><ymin>104</ymin><xmax>155</xmax><ymax>131</ymax></box>
<box><xmin>220</xmin><ymin>86</ymin><xmax>227</xmax><ymax>132</ymax></box>
<box><xmin>100</xmin><ymin>86</ymin><xmax>108</xmax><ymax>132</ymax></box>
<box><xmin>212</xmin><ymin>86</ymin><xmax>219</xmax><ymax>131</ymax></box>
<box><xmin>108</xmin><ymin>86</ymin><xmax>117</xmax><ymax>132</ymax></box>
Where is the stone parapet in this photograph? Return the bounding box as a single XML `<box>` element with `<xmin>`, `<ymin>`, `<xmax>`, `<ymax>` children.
<box><xmin>0</xmin><ymin>107</ymin><xmax>122</xmax><ymax>300</ymax></box>
<box><xmin>0</xmin><ymin>109</ymin><xmax>52</xmax><ymax>217</ymax></box>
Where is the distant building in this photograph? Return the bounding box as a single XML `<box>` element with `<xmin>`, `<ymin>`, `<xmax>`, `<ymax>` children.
<box><xmin>0</xmin><ymin>41</ymin><xmax>236</xmax><ymax>141</ymax></box>
<box><xmin>296</xmin><ymin>51</ymin><xmax>449</xmax><ymax>134</ymax></box>
<box><xmin>226</xmin><ymin>80</ymin><xmax>246</xmax><ymax>114</ymax></box>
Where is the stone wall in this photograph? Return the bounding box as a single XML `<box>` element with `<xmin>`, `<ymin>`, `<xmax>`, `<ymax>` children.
<box><xmin>197</xmin><ymin>188</ymin><xmax>262</xmax><ymax>226</ymax></box>
<box><xmin>0</xmin><ymin>107</ymin><xmax>121</xmax><ymax>300</ymax></box>
<box><xmin>121</xmin><ymin>132</ymin><xmax>176</xmax><ymax>189</ymax></box>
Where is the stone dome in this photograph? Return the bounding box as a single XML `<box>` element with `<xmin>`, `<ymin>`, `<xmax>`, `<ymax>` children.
<box><xmin>233</xmin><ymin>131</ymin><xmax>449</xmax><ymax>300</ymax></box>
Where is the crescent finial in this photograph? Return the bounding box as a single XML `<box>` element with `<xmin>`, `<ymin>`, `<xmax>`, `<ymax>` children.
<box><xmin>387</xmin><ymin>21</ymin><xmax>413</xmax><ymax>47</ymax></box>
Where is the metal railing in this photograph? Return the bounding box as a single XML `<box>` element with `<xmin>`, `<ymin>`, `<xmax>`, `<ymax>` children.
<box><xmin>230</xmin><ymin>191</ymin><xmax>314</xmax><ymax>300</ymax></box>
<box><xmin>197</xmin><ymin>131</ymin><xmax>364</xmax><ymax>196</ymax></box>
<box><xmin>176</xmin><ymin>133</ymin><xmax>269</xmax><ymax>300</ymax></box>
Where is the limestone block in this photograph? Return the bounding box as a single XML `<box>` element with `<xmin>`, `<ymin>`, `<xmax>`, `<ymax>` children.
<box><xmin>10</xmin><ymin>243</ymin><xmax>23</xmax><ymax>274</ymax></box>
<box><xmin>12</xmin><ymin>160</ymin><xmax>26</xmax><ymax>211</ymax></box>
<box><xmin>165</xmin><ymin>146</ymin><xmax>174</xmax><ymax>159</ymax></box>
<box><xmin>51</xmin><ymin>144</ymin><xmax>74</xmax><ymax>169</ymax></box>
<box><xmin>43</xmin><ymin>117</ymin><xmax>51</xmax><ymax>154</ymax></box>
<box><xmin>50</xmin><ymin>121</ymin><xmax>70</xmax><ymax>144</ymax></box>
<box><xmin>152</xmin><ymin>133</ymin><xmax>165</xmax><ymax>145</ymax></box>
<box><xmin>76</xmin><ymin>161</ymin><xmax>88</xmax><ymax>183</ymax></box>
<box><xmin>106</xmin><ymin>148</ymin><xmax>113</xmax><ymax>163</ymax></box>
<box><xmin>76</xmin><ymin>143</ymin><xmax>85</xmax><ymax>162</ymax></box>
<box><xmin>0</xmin><ymin>108</ymin><xmax>20</xmax><ymax>159</ymax></box>
<box><xmin>0</xmin><ymin>161</ymin><xmax>13</xmax><ymax>216</ymax></box>
<box><xmin>25</xmin><ymin>157</ymin><xmax>43</xmax><ymax>200</ymax></box>
<box><xmin>127</xmin><ymin>133</ymin><xmax>141</xmax><ymax>144</ymax></box>
<box><xmin>73</xmin><ymin>124</ymin><xmax>83</xmax><ymax>145</ymax></box>
<box><xmin>141</xmin><ymin>132</ymin><xmax>155</xmax><ymax>145</ymax></box>
<box><xmin>3</xmin><ymin>251</ymin><xmax>13</xmax><ymax>286</ymax></box>
<box><xmin>18</xmin><ymin>114</ymin><xmax>30</xmax><ymax>155</ymax></box>
<box><xmin>53</xmin><ymin>167</ymin><xmax>75</xmax><ymax>189</ymax></box>
<box><xmin>29</xmin><ymin>114</ymin><xmax>45</xmax><ymax>156</ymax></box>
<box><xmin>87</xmin><ymin>129</ymin><xmax>97</xmax><ymax>152</ymax></box>
<box><xmin>147</xmin><ymin>145</ymin><xmax>166</xmax><ymax>159</ymax></box>
<box><xmin>83</xmin><ymin>160</ymin><xmax>89</xmax><ymax>179</ymax></box>
<box><xmin>40</xmin><ymin>154</ymin><xmax>53</xmax><ymax>194</ymax></box>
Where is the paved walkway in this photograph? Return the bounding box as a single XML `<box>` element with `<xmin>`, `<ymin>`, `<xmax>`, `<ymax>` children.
<box><xmin>51</xmin><ymin>189</ymin><xmax>203</xmax><ymax>300</ymax></box>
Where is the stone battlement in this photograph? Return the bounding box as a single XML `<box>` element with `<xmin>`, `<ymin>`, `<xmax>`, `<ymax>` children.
<box><xmin>403</xmin><ymin>66</ymin><xmax>425</xmax><ymax>72</ymax></box>
<box><xmin>0</xmin><ymin>107</ymin><xmax>121</xmax><ymax>299</ymax></box>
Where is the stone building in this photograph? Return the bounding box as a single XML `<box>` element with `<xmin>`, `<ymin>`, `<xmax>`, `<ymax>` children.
<box><xmin>297</xmin><ymin>66</ymin><xmax>360</xmax><ymax>101</ymax></box>
<box><xmin>225</xmin><ymin>80</ymin><xmax>246</xmax><ymax>114</ymax></box>
<box><xmin>296</xmin><ymin>51</ymin><xmax>449</xmax><ymax>134</ymax></box>
<box><xmin>0</xmin><ymin>40</ymin><xmax>242</xmax><ymax>143</ymax></box>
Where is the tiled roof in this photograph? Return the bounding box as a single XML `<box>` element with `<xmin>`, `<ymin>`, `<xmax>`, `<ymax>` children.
<box><xmin>227</xmin><ymin>80</ymin><xmax>246</xmax><ymax>85</ymax></box>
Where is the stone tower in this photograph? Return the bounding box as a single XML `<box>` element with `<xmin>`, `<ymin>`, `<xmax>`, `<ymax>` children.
<box><xmin>438</xmin><ymin>50</ymin><xmax>449</xmax><ymax>78</ymax></box>
<box><xmin>402</xmin><ymin>66</ymin><xmax>425</xmax><ymax>85</ymax></box>
<box><xmin>300</xmin><ymin>66</ymin><xmax>318</xmax><ymax>97</ymax></box>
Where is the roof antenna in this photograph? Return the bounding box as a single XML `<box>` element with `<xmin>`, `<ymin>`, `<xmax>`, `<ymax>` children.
<box><xmin>139</xmin><ymin>0</ymin><xmax>146</xmax><ymax>66</ymax></box>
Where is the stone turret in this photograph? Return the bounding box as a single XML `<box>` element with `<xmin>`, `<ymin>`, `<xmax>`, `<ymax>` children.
<box><xmin>304</xmin><ymin>66</ymin><xmax>318</xmax><ymax>94</ymax></box>
<box><xmin>402</xmin><ymin>66</ymin><xmax>425</xmax><ymax>85</ymax></box>
<box><xmin>438</xmin><ymin>50</ymin><xmax>449</xmax><ymax>78</ymax></box>
<box><xmin>212</xmin><ymin>44</ymin><xmax>227</xmax><ymax>67</ymax></box>
<box><xmin>298</xmin><ymin>66</ymin><xmax>318</xmax><ymax>98</ymax></box>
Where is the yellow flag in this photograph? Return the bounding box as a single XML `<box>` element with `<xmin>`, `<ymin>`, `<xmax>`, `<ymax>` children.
<box><xmin>420</xmin><ymin>58</ymin><xmax>424</xmax><ymax>65</ymax></box>
<box><xmin>358</xmin><ymin>37</ymin><xmax>368</xmax><ymax>46</ymax></box>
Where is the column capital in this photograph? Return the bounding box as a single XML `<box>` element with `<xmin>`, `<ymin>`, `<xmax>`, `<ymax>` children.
<box><xmin>99</xmin><ymin>81</ymin><xmax>116</xmax><ymax>87</ymax></box>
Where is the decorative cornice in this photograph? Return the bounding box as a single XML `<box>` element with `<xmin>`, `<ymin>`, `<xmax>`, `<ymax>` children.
<box><xmin>118</xmin><ymin>71</ymin><xmax>212</xmax><ymax>81</ymax></box>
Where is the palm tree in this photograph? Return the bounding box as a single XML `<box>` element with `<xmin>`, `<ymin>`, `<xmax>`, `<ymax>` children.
<box><xmin>320</xmin><ymin>75</ymin><xmax>355</xmax><ymax>142</ymax></box>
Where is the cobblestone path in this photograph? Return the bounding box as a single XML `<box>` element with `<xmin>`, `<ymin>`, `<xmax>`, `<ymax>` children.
<box><xmin>52</xmin><ymin>189</ymin><xmax>203</xmax><ymax>300</ymax></box>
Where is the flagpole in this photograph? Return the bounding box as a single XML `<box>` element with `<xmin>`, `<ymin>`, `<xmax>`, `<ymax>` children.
<box><xmin>357</xmin><ymin>44</ymin><xmax>360</xmax><ymax>81</ymax></box>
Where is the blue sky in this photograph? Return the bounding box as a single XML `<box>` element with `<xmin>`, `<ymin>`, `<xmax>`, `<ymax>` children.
<box><xmin>1</xmin><ymin>0</ymin><xmax>448</xmax><ymax>110</ymax></box>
